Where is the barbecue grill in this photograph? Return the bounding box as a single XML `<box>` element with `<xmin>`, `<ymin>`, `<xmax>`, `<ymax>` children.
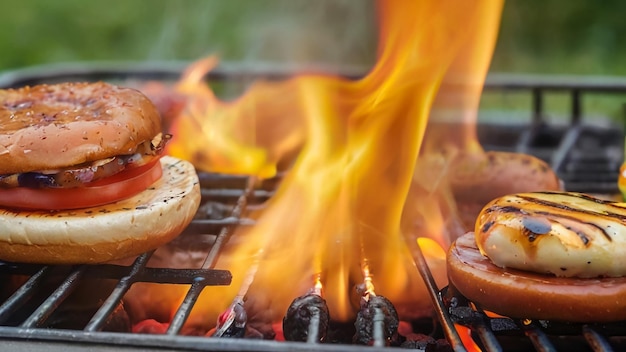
<box><xmin>1</xmin><ymin>61</ymin><xmax>626</xmax><ymax>352</ymax></box>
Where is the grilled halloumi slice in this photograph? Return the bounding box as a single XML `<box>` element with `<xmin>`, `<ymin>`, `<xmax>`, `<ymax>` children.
<box><xmin>475</xmin><ymin>192</ymin><xmax>626</xmax><ymax>278</ymax></box>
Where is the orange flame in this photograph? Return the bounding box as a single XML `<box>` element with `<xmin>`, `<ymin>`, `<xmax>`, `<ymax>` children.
<box><xmin>164</xmin><ymin>0</ymin><xmax>503</xmax><ymax>326</ymax></box>
<box><xmin>313</xmin><ymin>273</ymin><xmax>323</xmax><ymax>297</ymax></box>
<box><xmin>167</xmin><ymin>56</ymin><xmax>305</xmax><ymax>178</ymax></box>
<box><xmin>455</xmin><ymin>323</ymin><xmax>483</xmax><ymax>352</ymax></box>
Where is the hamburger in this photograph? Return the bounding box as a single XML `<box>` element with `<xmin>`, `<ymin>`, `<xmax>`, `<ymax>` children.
<box><xmin>447</xmin><ymin>191</ymin><xmax>626</xmax><ymax>322</ymax></box>
<box><xmin>0</xmin><ymin>82</ymin><xmax>201</xmax><ymax>264</ymax></box>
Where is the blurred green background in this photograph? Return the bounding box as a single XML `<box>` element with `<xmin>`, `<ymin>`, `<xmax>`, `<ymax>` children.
<box><xmin>0</xmin><ymin>0</ymin><xmax>624</xmax><ymax>75</ymax></box>
<box><xmin>0</xmin><ymin>0</ymin><xmax>624</xmax><ymax>120</ymax></box>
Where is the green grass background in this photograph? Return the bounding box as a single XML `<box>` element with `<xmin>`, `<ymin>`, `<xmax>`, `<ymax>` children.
<box><xmin>0</xmin><ymin>0</ymin><xmax>624</xmax><ymax>119</ymax></box>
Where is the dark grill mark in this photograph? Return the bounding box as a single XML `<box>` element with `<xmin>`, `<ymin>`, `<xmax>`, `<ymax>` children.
<box><xmin>491</xmin><ymin>205</ymin><xmax>525</xmax><ymax>215</ymax></box>
<box><xmin>524</xmin><ymin>229</ymin><xmax>538</xmax><ymax>242</ymax></box>
<box><xmin>531</xmin><ymin>192</ymin><xmax>626</xmax><ymax>222</ymax></box>
<box><xmin>515</xmin><ymin>193</ymin><xmax>614</xmax><ymax>243</ymax></box>
<box><xmin>533</xmin><ymin>210</ymin><xmax>595</xmax><ymax>245</ymax></box>
<box><xmin>481</xmin><ymin>220</ymin><xmax>494</xmax><ymax>233</ymax></box>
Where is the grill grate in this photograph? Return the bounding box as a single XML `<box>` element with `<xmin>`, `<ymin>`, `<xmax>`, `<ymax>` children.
<box><xmin>0</xmin><ymin>171</ymin><xmax>409</xmax><ymax>352</ymax></box>
<box><xmin>0</xmin><ymin>62</ymin><xmax>626</xmax><ymax>351</ymax></box>
<box><xmin>438</xmin><ymin>284</ymin><xmax>626</xmax><ymax>352</ymax></box>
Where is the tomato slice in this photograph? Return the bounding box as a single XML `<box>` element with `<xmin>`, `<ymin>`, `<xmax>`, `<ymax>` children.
<box><xmin>0</xmin><ymin>158</ymin><xmax>163</xmax><ymax>211</ymax></box>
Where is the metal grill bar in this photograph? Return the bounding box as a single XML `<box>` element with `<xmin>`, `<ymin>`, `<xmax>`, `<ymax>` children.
<box><xmin>202</xmin><ymin>176</ymin><xmax>259</xmax><ymax>270</ymax></box>
<box><xmin>409</xmin><ymin>240</ymin><xmax>466</xmax><ymax>351</ymax></box>
<box><xmin>0</xmin><ymin>327</ymin><xmax>409</xmax><ymax>352</ymax></box>
<box><xmin>583</xmin><ymin>326</ymin><xmax>615</xmax><ymax>352</ymax></box>
<box><xmin>0</xmin><ymin>261</ymin><xmax>232</xmax><ymax>284</ymax></box>
<box><xmin>84</xmin><ymin>252</ymin><xmax>153</xmax><ymax>332</ymax></box>
<box><xmin>167</xmin><ymin>175</ymin><xmax>259</xmax><ymax>336</ymax></box>
<box><xmin>165</xmin><ymin>280</ymin><xmax>209</xmax><ymax>335</ymax></box>
<box><xmin>519</xmin><ymin>322</ymin><xmax>557</xmax><ymax>352</ymax></box>
<box><xmin>442</xmin><ymin>289</ymin><xmax>626</xmax><ymax>351</ymax></box>
<box><xmin>0</xmin><ymin>266</ymin><xmax>52</xmax><ymax>325</ymax></box>
<box><xmin>472</xmin><ymin>318</ymin><xmax>502</xmax><ymax>352</ymax></box>
<box><xmin>20</xmin><ymin>267</ymin><xmax>86</xmax><ymax>328</ymax></box>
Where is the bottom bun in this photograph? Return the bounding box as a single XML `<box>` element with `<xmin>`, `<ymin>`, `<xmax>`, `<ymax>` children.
<box><xmin>0</xmin><ymin>156</ymin><xmax>201</xmax><ymax>264</ymax></box>
<box><xmin>447</xmin><ymin>232</ymin><xmax>626</xmax><ymax>323</ymax></box>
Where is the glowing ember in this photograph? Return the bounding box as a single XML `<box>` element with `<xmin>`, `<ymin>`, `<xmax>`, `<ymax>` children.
<box><xmin>164</xmin><ymin>0</ymin><xmax>503</xmax><ymax>327</ymax></box>
<box><xmin>361</xmin><ymin>260</ymin><xmax>376</xmax><ymax>298</ymax></box>
<box><xmin>455</xmin><ymin>323</ymin><xmax>482</xmax><ymax>352</ymax></box>
<box><xmin>313</xmin><ymin>273</ymin><xmax>323</xmax><ymax>297</ymax></box>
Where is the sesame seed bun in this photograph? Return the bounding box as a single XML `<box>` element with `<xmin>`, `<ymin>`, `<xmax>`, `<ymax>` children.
<box><xmin>0</xmin><ymin>82</ymin><xmax>161</xmax><ymax>174</ymax></box>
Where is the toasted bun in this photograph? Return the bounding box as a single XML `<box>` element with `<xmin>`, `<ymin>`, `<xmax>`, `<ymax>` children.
<box><xmin>0</xmin><ymin>82</ymin><xmax>161</xmax><ymax>174</ymax></box>
<box><xmin>447</xmin><ymin>232</ymin><xmax>626</xmax><ymax>322</ymax></box>
<box><xmin>450</xmin><ymin>151</ymin><xmax>561</xmax><ymax>230</ymax></box>
<box><xmin>0</xmin><ymin>156</ymin><xmax>200</xmax><ymax>264</ymax></box>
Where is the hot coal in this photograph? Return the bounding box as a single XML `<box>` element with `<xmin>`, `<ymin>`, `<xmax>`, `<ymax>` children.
<box><xmin>133</xmin><ymin>319</ymin><xmax>169</xmax><ymax>334</ymax></box>
<box><xmin>282</xmin><ymin>293</ymin><xmax>330</xmax><ymax>343</ymax></box>
<box><xmin>245</xmin><ymin>313</ymin><xmax>276</xmax><ymax>339</ymax></box>
<box><xmin>97</xmin><ymin>301</ymin><xmax>131</xmax><ymax>332</ymax></box>
<box><xmin>45</xmin><ymin>299</ymin><xmax>130</xmax><ymax>332</ymax></box>
<box><xmin>211</xmin><ymin>301</ymin><xmax>247</xmax><ymax>338</ymax></box>
<box><xmin>204</xmin><ymin>300</ymin><xmax>272</xmax><ymax>339</ymax></box>
<box><xmin>400</xmin><ymin>333</ymin><xmax>453</xmax><ymax>351</ymax></box>
<box><xmin>353</xmin><ymin>295</ymin><xmax>402</xmax><ymax>346</ymax></box>
<box><xmin>133</xmin><ymin>319</ymin><xmax>207</xmax><ymax>335</ymax></box>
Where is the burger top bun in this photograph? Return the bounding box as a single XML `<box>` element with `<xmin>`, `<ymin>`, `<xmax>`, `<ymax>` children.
<box><xmin>0</xmin><ymin>156</ymin><xmax>201</xmax><ymax>264</ymax></box>
<box><xmin>0</xmin><ymin>82</ymin><xmax>161</xmax><ymax>174</ymax></box>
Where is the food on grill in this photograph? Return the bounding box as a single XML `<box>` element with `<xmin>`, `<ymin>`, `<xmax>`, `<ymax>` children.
<box><xmin>447</xmin><ymin>192</ymin><xmax>626</xmax><ymax>322</ymax></box>
<box><xmin>353</xmin><ymin>295</ymin><xmax>401</xmax><ymax>346</ymax></box>
<box><xmin>477</xmin><ymin>192</ymin><xmax>626</xmax><ymax>277</ymax></box>
<box><xmin>282</xmin><ymin>293</ymin><xmax>330</xmax><ymax>342</ymax></box>
<box><xmin>450</xmin><ymin>151</ymin><xmax>561</xmax><ymax>231</ymax></box>
<box><xmin>0</xmin><ymin>82</ymin><xmax>201</xmax><ymax>264</ymax></box>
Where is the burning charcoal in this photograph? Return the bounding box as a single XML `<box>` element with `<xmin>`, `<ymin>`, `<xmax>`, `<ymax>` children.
<box><xmin>282</xmin><ymin>293</ymin><xmax>330</xmax><ymax>343</ymax></box>
<box><xmin>240</xmin><ymin>294</ymin><xmax>277</xmax><ymax>340</ymax></box>
<box><xmin>325</xmin><ymin>321</ymin><xmax>357</xmax><ymax>344</ymax></box>
<box><xmin>353</xmin><ymin>295</ymin><xmax>401</xmax><ymax>346</ymax></box>
<box><xmin>133</xmin><ymin>319</ymin><xmax>168</xmax><ymax>334</ymax></box>
<box><xmin>46</xmin><ymin>299</ymin><xmax>131</xmax><ymax>332</ymax></box>
<box><xmin>211</xmin><ymin>301</ymin><xmax>247</xmax><ymax>338</ymax></box>
<box><xmin>243</xmin><ymin>325</ymin><xmax>265</xmax><ymax>339</ymax></box>
<box><xmin>44</xmin><ymin>278</ymin><xmax>126</xmax><ymax>331</ymax></box>
<box><xmin>400</xmin><ymin>334</ymin><xmax>453</xmax><ymax>352</ymax></box>
<box><xmin>245</xmin><ymin>319</ymin><xmax>275</xmax><ymax>340</ymax></box>
<box><xmin>400</xmin><ymin>333</ymin><xmax>436</xmax><ymax>349</ymax></box>
<box><xmin>134</xmin><ymin>320</ymin><xmax>209</xmax><ymax>336</ymax></box>
<box><xmin>100</xmin><ymin>301</ymin><xmax>131</xmax><ymax>332</ymax></box>
<box><xmin>206</xmin><ymin>322</ymin><xmax>266</xmax><ymax>339</ymax></box>
<box><xmin>433</xmin><ymin>339</ymin><xmax>454</xmax><ymax>352</ymax></box>
<box><xmin>180</xmin><ymin>325</ymin><xmax>210</xmax><ymax>336</ymax></box>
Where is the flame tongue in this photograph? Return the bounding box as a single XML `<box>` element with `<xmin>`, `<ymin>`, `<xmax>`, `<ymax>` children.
<box><xmin>167</xmin><ymin>0</ymin><xmax>503</xmax><ymax>325</ymax></box>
